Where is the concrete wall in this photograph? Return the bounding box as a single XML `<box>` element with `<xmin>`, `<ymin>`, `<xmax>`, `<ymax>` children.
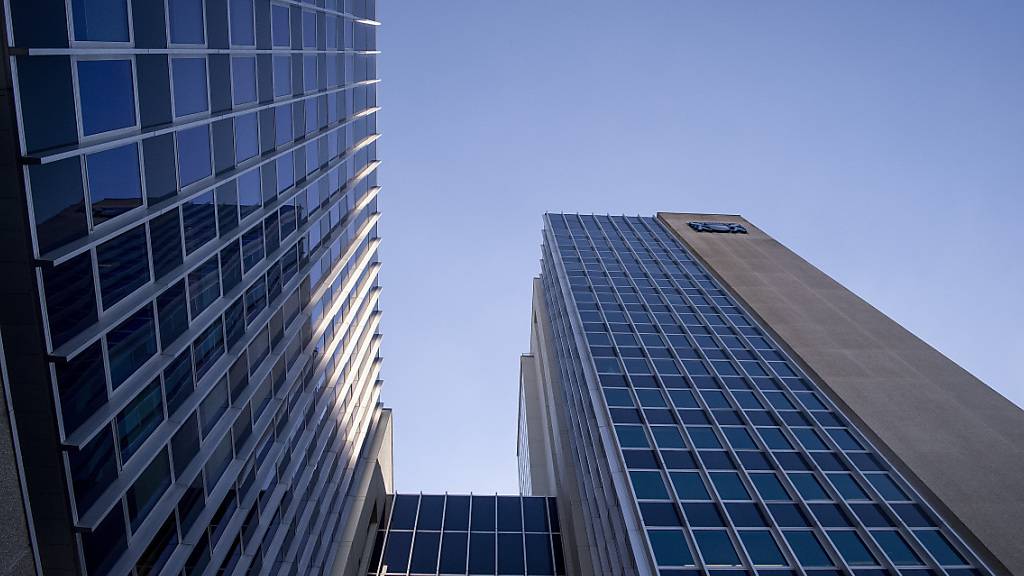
<box><xmin>659</xmin><ymin>212</ymin><xmax>1024</xmax><ymax>576</ymax></box>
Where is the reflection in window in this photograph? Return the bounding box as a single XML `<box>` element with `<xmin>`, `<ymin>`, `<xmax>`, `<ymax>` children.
<box><xmin>229</xmin><ymin>0</ymin><xmax>255</xmax><ymax>46</ymax></box>
<box><xmin>192</xmin><ymin>318</ymin><xmax>225</xmax><ymax>380</ymax></box>
<box><xmin>238</xmin><ymin>170</ymin><xmax>262</xmax><ymax>220</ymax></box>
<box><xmin>85</xmin><ymin>143</ymin><xmax>142</xmax><ymax>224</ymax></box>
<box><xmin>234</xmin><ymin>113</ymin><xmax>259</xmax><ymax>163</ymax></box>
<box><xmin>29</xmin><ymin>158</ymin><xmax>88</xmax><ymax>253</ymax></box>
<box><xmin>168</xmin><ymin>0</ymin><xmax>205</xmax><ymax>44</ymax></box>
<box><xmin>43</xmin><ymin>253</ymin><xmax>98</xmax><ymax>348</ymax></box>
<box><xmin>176</xmin><ymin>125</ymin><xmax>212</xmax><ymax>187</ymax></box>
<box><xmin>116</xmin><ymin>378</ymin><xmax>164</xmax><ymax>463</ymax></box>
<box><xmin>149</xmin><ymin>209</ymin><xmax>184</xmax><ymax>280</ymax></box>
<box><xmin>188</xmin><ymin>255</ymin><xmax>221</xmax><ymax>319</ymax></box>
<box><xmin>97</xmin><ymin>224</ymin><xmax>151</xmax><ymax>309</ymax></box>
<box><xmin>172</xmin><ymin>57</ymin><xmax>209</xmax><ymax>117</ymax></box>
<box><xmin>126</xmin><ymin>448</ymin><xmax>172</xmax><ymax>531</ymax></box>
<box><xmin>72</xmin><ymin>0</ymin><xmax>130</xmax><ymax>42</ymax></box>
<box><xmin>271</xmin><ymin>4</ymin><xmax>290</xmax><ymax>47</ymax></box>
<box><xmin>107</xmin><ymin>304</ymin><xmax>157</xmax><ymax>388</ymax></box>
<box><xmin>182</xmin><ymin>191</ymin><xmax>217</xmax><ymax>254</ymax></box>
<box><xmin>78</xmin><ymin>59</ymin><xmax>136</xmax><ymax>136</ymax></box>
<box><xmin>68</xmin><ymin>426</ymin><xmax>117</xmax><ymax>516</ymax></box>
<box><xmin>82</xmin><ymin>502</ymin><xmax>127</xmax><ymax>575</ymax></box>
<box><xmin>273</xmin><ymin>55</ymin><xmax>291</xmax><ymax>98</ymax></box>
<box><xmin>231</xmin><ymin>56</ymin><xmax>257</xmax><ymax>105</ymax></box>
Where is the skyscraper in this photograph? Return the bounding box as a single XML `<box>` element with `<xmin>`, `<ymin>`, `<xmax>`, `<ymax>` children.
<box><xmin>0</xmin><ymin>1</ymin><xmax>387</xmax><ymax>575</ymax></box>
<box><xmin>520</xmin><ymin>213</ymin><xmax>1024</xmax><ymax>576</ymax></box>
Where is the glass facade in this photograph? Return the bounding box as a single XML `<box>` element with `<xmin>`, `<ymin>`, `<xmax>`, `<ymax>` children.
<box><xmin>368</xmin><ymin>494</ymin><xmax>567</xmax><ymax>576</ymax></box>
<box><xmin>537</xmin><ymin>214</ymin><xmax>991</xmax><ymax>576</ymax></box>
<box><xmin>2</xmin><ymin>1</ymin><xmax>381</xmax><ymax>575</ymax></box>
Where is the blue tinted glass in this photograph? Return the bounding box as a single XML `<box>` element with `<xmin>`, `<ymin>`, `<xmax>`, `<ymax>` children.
<box><xmin>710</xmin><ymin>472</ymin><xmax>749</xmax><ymax>500</ymax></box>
<box><xmin>273</xmin><ymin>55</ymin><xmax>291</xmax><ymax>97</ymax></box>
<box><xmin>438</xmin><ymin>532</ymin><xmax>467</xmax><ymax>573</ymax></box>
<box><xmin>417</xmin><ymin>495</ymin><xmax>443</xmax><ymax>530</ymax></box>
<box><xmin>739</xmin><ymin>531</ymin><xmax>785</xmax><ymax>566</ymax></box>
<box><xmin>616</xmin><ymin>425</ymin><xmax>648</xmax><ymax>448</ymax></box>
<box><xmin>525</xmin><ymin>533</ymin><xmax>554</xmax><ymax>575</ymax></box>
<box><xmin>389</xmin><ymin>494</ymin><xmax>418</xmax><ymax>529</ymax></box>
<box><xmin>68</xmin><ymin>427</ymin><xmax>117</xmax><ymax>515</ymax></box>
<box><xmin>468</xmin><ymin>532</ymin><xmax>495</xmax><ymax>573</ymax></box>
<box><xmin>82</xmin><ymin>503</ymin><xmax>126</xmax><ymax>575</ymax></box>
<box><xmin>78</xmin><ymin>59</ymin><xmax>135</xmax><ymax>135</ymax></box>
<box><xmin>871</xmin><ymin>530</ymin><xmax>922</xmax><ymax>566</ymax></box>
<box><xmin>29</xmin><ymin>158</ymin><xmax>88</xmax><ymax>253</ymax></box>
<box><xmin>232</xmin><ymin>57</ymin><xmax>257</xmax><ymax>105</ymax></box>
<box><xmin>914</xmin><ymin>530</ymin><xmax>966</xmax><ymax>565</ymax></box>
<box><xmin>381</xmin><ymin>531</ymin><xmax>411</xmax><ymax>573</ymax></box>
<box><xmin>497</xmin><ymin>533</ymin><xmax>524</xmax><ymax>574</ymax></box>
<box><xmin>115</xmin><ymin>378</ymin><xmax>164</xmax><ymax>463</ymax></box>
<box><xmin>235</xmin><ymin>113</ymin><xmax>259</xmax><ymax>163</ymax></box>
<box><xmin>303</xmin><ymin>54</ymin><xmax>317</xmax><ymax>91</ymax></box>
<box><xmin>97</xmin><ymin>225</ymin><xmax>151</xmax><ymax>309</ymax></box>
<box><xmin>176</xmin><ymin>125</ymin><xmax>212</xmax><ymax>186</ymax></box>
<box><xmin>409</xmin><ymin>531</ymin><xmax>440</xmax><ymax>574</ymax></box>
<box><xmin>828</xmin><ymin>530</ymin><xmax>876</xmax><ymax>566</ymax></box>
<box><xmin>682</xmin><ymin>503</ymin><xmax>725</xmax><ymax>527</ymax></box>
<box><xmin>276</xmin><ymin>153</ymin><xmax>294</xmax><ymax>193</ymax></box>
<box><xmin>241</xmin><ymin>225</ymin><xmax>264</xmax><ymax>272</ymax></box>
<box><xmin>647</xmin><ymin>530</ymin><xmax>693</xmax><ymax>566</ymax></box>
<box><xmin>497</xmin><ymin>496</ymin><xmax>522</xmax><ymax>531</ymax></box>
<box><xmin>55</xmin><ymin>343</ymin><xmax>106</xmax><ymax>433</ymax></box>
<box><xmin>199</xmin><ymin>378</ymin><xmax>228</xmax><ymax>436</ymax></box>
<box><xmin>687</xmin><ymin>427</ymin><xmax>720</xmax><ymax>449</ymax></box>
<box><xmin>866</xmin><ymin>474</ymin><xmax>908</xmax><ymax>501</ymax></box>
<box><xmin>271</xmin><ymin>4</ymin><xmax>290</xmax><ymax>46</ymax></box>
<box><xmin>157</xmin><ymin>281</ymin><xmax>188</xmax><ymax>346</ymax></box>
<box><xmin>275</xmin><ymin>104</ymin><xmax>293</xmax><ymax>145</ymax></box>
<box><xmin>723</xmin><ymin>427</ymin><xmax>757</xmax><ymax>449</ymax></box>
<box><xmin>43</xmin><ymin>253</ymin><xmax>98</xmax><ymax>349</ymax></box>
<box><xmin>86</xmin><ymin>143</ymin><xmax>142</xmax><ymax>224</ymax></box>
<box><xmin>828</xmin><ymin>473</ymin><xmax>868</xmax><ymax>500</ymax></box>
<box><xmin>789</xmin><ymin>473</ymin><xmax>828</xmax><ymax>500</ymax></box>
<box><xmin>172</xmin><ymin>57</ymin><xmax>208</xmax><ymax>116</ymax></box>
<box><xmin>783</xmin><ymin>531</ymin><xmax>832</xmax><ymax>567</ymax></box>
<box><xmin>163</xmin><ymin>349</ymin><xmax>194</xmax><ymax>415</ymax></box>
<box><xmin>750</xmin><ymin>473</ymin><xmax>789</xmax><ymax>500</ymax></box>
<box><xmin>216</xmin><ymin>182</ymin><xmax>239</xmax><ymax>234</ymax></box>
<box><xmin>810</xmin><ymin>503</ymin><xmax>852</xmax><ymax>527</ymax></box>
<box><xmin>188</xmin><ymin>256</ymin><xmax>220</xmax><ymax>318</ymax></box>
<box><xmin>444</xmin><ymin>495</ymin><xmax>470</xmax><ymax>530</ymax></box>
<box><xmin>72</xmin><ymin>0</ymin><xmax>129</xmax><ymax>41</ymax></box>
<box><xmin>168</xmin><ymin>0</ymin><xmax>205</xmax><ymax>44</ymax></box>
<box><xmin>126</xmin><ymin>449</ymin><xmax>171</xmax><ymax>531</ymax></box>
<box><xmin>523</xmin><ymin>497</ymin><xmax>549</xmax><ymax>532</ymax></box>
<box><xmin>471</xmin><ymin>495</ymin><xmax>495</xmax><ymax>531</ymax></box>
<box><xmin>302</xmin><ymin>11</ymin><xmax>316</xmax><ymax>48</ymax></box>
<box><xmin>670</xmin><ymin>472</ymin><xmax>709</xmax><ymax>500</ymax></box>
<box><xmin>182</xmin><ymin>191</ymin><xmax>217</xmax><ymax>254</ymax></box>
<box><xmin>150</xmin><ymin>209</ymin><xmax>184</xmax><ymax>280</ymax></box>
<box><xmin>758</xmin><ymin>427</ymin><xmax>792</xmax><ymax>449</ymax></box>
<box><xmin>192</xmin><ymin>318</ymin><xmax>224</xmax><ymax>379</ymax></box>
<box><xmin>653</xmin><ymin>426</ymin><xmax>685</xmax><ymax>449</ymax></box>
<box><xmin>238</xmin><ymin>170</ymin><xmax>261</xmax><ymax>219</ymax></box>
<box><xmin>631</xmin><ymin>470</ymin><xmax>669</xmax><ymax>500</ymax></box>
<box><xmin>694</xmin><ymin>530</ymin><xmax>739</xmax><ymax>566</ymax></box>
<box><xmin>229</xmin><ymin>0</ymin><xmax>255</xmax><ymax>45</ymax></box>
<box><xmin>828</xmin><ymin>428</ymin><xmax>863</xmax><ymax>450</ymax></box>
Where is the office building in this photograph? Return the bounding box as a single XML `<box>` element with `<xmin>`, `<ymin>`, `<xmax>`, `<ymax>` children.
<box><xmin>0</xmin><ymin>1</ymin><xmax>387</xmax><ymax>575</ymax></box>
<box><xmin>520</xmin><ymin>213</ymin><xmax>1024</xmax><ymax>575</ymax></box>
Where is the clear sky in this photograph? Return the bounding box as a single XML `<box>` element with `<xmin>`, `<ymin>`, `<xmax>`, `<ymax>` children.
<box><xmin>375</xmin><ymin>1</ymin><xmax>1024</xmax><ymax>494</ymax></box>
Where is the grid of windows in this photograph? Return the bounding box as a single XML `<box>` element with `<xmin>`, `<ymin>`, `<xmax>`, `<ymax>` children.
<box><xmin>368</xmin><ymin>494</ymin><xmax>567</xmax><ymax>576</ymax></box>
<box><xmin>7</xmin><ymin>1</ymin><xmax>380</xmax><ymax>575</ymax></box>
<box><xmin>539</xmin><ymin>214</ymin><xmax>991</xmax><ymax>576</ymax></box>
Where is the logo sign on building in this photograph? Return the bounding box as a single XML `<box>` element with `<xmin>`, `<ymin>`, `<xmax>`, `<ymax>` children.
<box><xmin>688</xmin><ymin>221</ymin><xmax>748</xmax><ymax>234</ymax></box>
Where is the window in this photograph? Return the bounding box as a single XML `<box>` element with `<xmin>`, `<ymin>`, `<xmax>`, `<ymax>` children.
<box><xmin>172</xmin><ymin>57</ymin><xmax>209</xmax><ymax>117</ymax></box>
<box><xmin>828</xmin><ymin>530</ymin><xmax>876</xmax><ymax>566</ymax></box>
<box><xmin>828</xmin><ymin>473</ymin><xmax>868</xmax><ymax>500</ymax></box>
<box><xmin>163</xmin><ymin>349</ymin><xmax>194</xmax><ymax>415</ymax></box>
<box><xmin>274</xmin><ymin>104</ymin><xmax>293</xmax><ymax>146</ymax></box>
<box><xmin>739</xmin><ymin>531</ymin><xmax>785</xmax><ymax>566</ymax></box>
<box><xmin>914</xmin><ymin>530</ymin><xmax>966</xmax><ymax>565</ymax></box>
<box><xmin>221</xmin><ymin>241</ymin><xmax>243</xmax><ymax>294</ymax></box>
<box><xmin>467</xmin><ymin>532</ymin><xmax>494</xmax><ymax>574</ymax></box>
<box><xmin>234</xmin><ymin>113</ymin><xmax>259</xmax><ymax>163</ymax></box>
<box><xmin>192</xmin><ymin>318</ymin><xmax>224</xmax><ymax>379</ymax></box>
<box><xmin>72</xmin><ymin>0</ymin><xmax>130</xmax><ymax>42</ymax></box>
<box><xmin>182</xmin><ymin>191</ymin><xmax>217</xmax><ymax>254</ymax></box>
<box><xmin>783</xmin><ymin>531</ymin><xmax>832</xmax><ymax>567</ymax></box>
<box><xmin>871</xmin><ymin>530</ymin><xmax>922</xmax><ymax>565</ymax></box>
<box><xmin>216</xmin><ymin>182</ymin><xmax>240</xmax><ymax>235</ymax></box>
<box><xmin>43</xmin><ymin>253</ymin><xmax>98</xmax><ymax>349</ymax></box>
<box><xmin>116</xmin><ymin>378</ymin><xmax>164</xmax><ymax>463</ymax></box>
<box><xmin>710</xmin><ymin>472</ymin><xmax>748</xmax><ymax>500</ymax></box>
<box><xmin>615</xmin><ymin>425</ymin><xmax>648</xmax><ymax>448</ymax></box>
<box><xmin>631</xmin><ymin>471</ymin><xmax>669</xmax><ymax>500</ymax></box>
<box><xmin>157</xmin><ymin>281</ymin><xmax>189</xmax><ymax>346</ymax></box>
<box><xmin>231</xmin><ymin>56</ymin><xmax>257</xmax><ymax>105</ymax></box>
<box><xmin>126</xmin><ymin>448</ymin><xmax>171</xmax><ymax>530</ymax></box>
<box><xmin>444</xmin><ymin>495</ymin><xmax>470</xmax><ymax>530</ymax></box>
<box><xmin>188</xmin><ymin>256</ymin><xmax>221</xmax><ymax>318</ymax></box>
<box><xmin>271</xmin><ymin>4</ymin><xmax>290</xmax><ymax>47</ymax></box>
<box><xmin>229</xmin><ymin>0</ymin><xmax>255</xmax><ymax>46</ymax></box>
<box><xmin>694</xmin><ymin>530</ymin><xmax>739</xmax><ymax>566</ymax></box>
<box><xmin>276</xmin><ymin>153</ymin><xmax>294</xmax><ymax>194</ymax></box>
<box><xmin>241</xmin><ymin>225</ymin><xmax>265</xmax><ymax>272</ymax></box>
<box><xmin>238</xmin><ymin>170</ymin><xmax>261</xmax><ymax>220</ymax></box>
<box><xmin>97</xmin><ymin>225</ymin><xmax>150</xmax><ymax>309</ymax></box>
<box><xmin>409</xmin><ymin>532</ymin><xmax>440</xmax><ymax>574</ymax></box>
<box><xmin>85</xmin><ymin>143</ymin><xmax>142</xmax><ymax>224</ymax></box>
<box><xmin>244</xmin><ymin>277</ymin><xmax>267</xmax><ymax>325</ymax></box>
<box><xmin>77</xmin><ymin>59</ymin><xmax>136</xmax><ymax>136</ymax></box>
<box><xmin>827</xmin><ymin>428</ymin><xmax>863</xmax><ymax>450</ymax></box>
<box><xmin>29</xmin><ymin>159</ymin><xmax>88</xmax><ymax>253</ymax></box>
<box><xmin>497</xmin><ymin>533</ymin><xmax>524</xmax><ymax>574</ymax></box>
<box><xmin>107</xmin><ymin>305</ymin><xmax>157</xmax><ymax>388</ymax></box>
<box><xmin>54</xmin><ymin>343</ymin><xmax>106</xmax><ymax>434</ymax></box>
<box><xmin>438</xmin><ymin>532</ymin><xmax>467</xmax><ymax>574</ymax></box>
<box><xmin>68</xmin><ymin>427</ymin><xmax>117</xmax><ymax>516</ymax></box>
<box><xmin>176</xmin><ymin>125</ymin><xmax>212</xmax><ymax>187</ymax></box>
<box><xmin>168</xmin><ymin>0</ymin><xmax>205</xmax><ymax>44</ymax></box>
<box><xmin>789</xmin><ymin>473</ymin><xmax>828</xmax><ymax>500</ymax></box>
<box><xmin>273</xmin><ymin>55</ymin><xmax>291</xmax><ymax>98</ymax></box>
<box><xmin>750</xmin><ymin>473</ymin><xmax>788</xmax><ymax>500</ymax></box>
<box><xmin>497</xmin><ymin>495</ymin><xmax>522</xmax><ymax>531</ymax></box>
<box><xmin>302</xmin><ymin>10</ymin><xmax>316</xmax><ymax>48</ymax></box>
<box><xmin>866</xmin><ymin>474</ymin><xmax>908</xmax><ymax>501</ymax></box>
<box><xmin>303</xmin><ymin>54</ymin><xmax>317</xmax><ymax>92</ymax></box>
<box><xmin>200</xmin><ymin>377</ymin><xmax>229</xmax><ymax>436</ymax></box>
<box><xmin>647</xmin><ymin>530</ymin><xmax>693</xmax><ymax>566</ymax></box>
<box><xmin>150</xmin><ymin>209</ymin><xmax>184</xmax><ymax>280</ymax></box>
<box><xmin>82</xmin><ymin>503</ymin><xmax>127</xmax><ymax>575</ymax></box>
<box><xmin>470</xmin><ymin>495</ymin><xmax>495</xmax><ymax>531</ymax></box>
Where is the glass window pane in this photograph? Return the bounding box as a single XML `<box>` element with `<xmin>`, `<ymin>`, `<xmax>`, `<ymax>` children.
<box><xmin>783</xmin><ymin>531</ymin><xmax>832</xmax><ymax>567</ymax></box>
<box><xmin>216</xmin><ymin>181</ymin><xmax>239</xmax><ymax>235</ymax></box>
<box><xmin>68</xmin><ymin>427</ymin><xmax>117</xmax><ymax>516</ymax></box>
<box><xmin>525</xmin><ymin>533</ymin><xmax>553</xmax><ymax>575</ymax></box>
<box><xmin>85</xmin><ymin>143</ymin><xmax>142</xmax><ymax>224</ymax></box>
<box><xmin>670</xmin><ymin>472</ymin><xmax>709</xmax><ymax>500</ymax></box>
<box><xmin>866</xmin><ymin>473</ymin><xmax>908</xmax><ymax>501</ymax></box>
<box><xmin>43</xmin><ymin>253</ymin><xmax>98</xmax><ymax>349</ymax></box>
<box><xmin>234</xmin><ymin>113</ymin><xmax>259</xmax><ymax>163</ymax></box>
<box><xmin>82</xmin><ymin>502</ymin><xmax>127</xmax><ymax>575</ymax></box>
<box><xmin>168</xmin><ymin>0</ymin><xmax>205</xmax><ymax>44</ymax></box>
<box><xmin>182</xmin><ymin>191</ymin><xmax>217</xmax><ymax>254</ymax></box>
<box><xmin>914</xmin><ymin>530</ymin><xmax>966</xmax><ymax>565</ymax></box>
<box><xmin>409</xmin><ymin>531</ymin><xmax>440</xmax><ymax>573</ymax></box>
<box><xmin>789</xmin><ymin>473</ymin><xmax>828</xmax><ymax>500</ymax></box>
<box><xmin>750</xmin><ymin>473</ymin><xmax>789</xmax><ymax>501</ymax></box>
<box><xmin>229</xmin><ymin>0</ymin><xmax>255</xmax><ymax>46</ymax></box>
<box><xmin>522</xmin><ymin>497</ymin><xmax>549</xmax><ymax>532</ymax></box>
<box><xmin>497</xmin><ymin>532</ymin><xmax>524</xmax><ymax>574</ymax></box>
<box><xmin>97</xmin><ymin>224</ymin><xmax>150</xmax><ymax>309</ymax></box>
<box><xmin>438</xmin><ymin>532</ymin><xmax>467</xmax><ymax>574</ymax></box>
<box><xmin>389</xmin><ymin>494</ymin><xmax>418</xmax><ymax>530</ymax></box>
<box><xmin>497</xmin><ymin>496</ymin><xmax>522</xmax><ymax>532</ymax></box>
<box><xmin>871</xmin><ymin>530</ymin><xmax>922</xmax><ymax>566</ymax></box>
<box><xmin>647</xmin><ymin>530</ymin><xmax>693</xmax><ymax>567</ymax></box>
<box><xmin>54</xmin><ymin>343</ymin><xmax>106</xmax><ymax>433</ymax></box>
<box><xmin>72</xmin><ymin>0</ymin><xmax>130</xmax><ymax>42</ymax></box>
<box><xmin>710</xmin><ymin>472</ymin><xmax>749</xmax><ymax>500</ymax></box>
<box><xmin>382</xmin><ymin>531</ymin><xmax>412</xmax><ymax>573</ymax></box>
<box><xmin>163</xmin><ymin>349</ymin><xmax>194</xmax><ymax>415</ymax></box>
<box><xmin>694</xmin><ymin>530</ymin><xmax>740</xmax><ymax>566</ymax></box>
<box><xmin>739</xmin><ymin>531</ymin><xmax>785</xmax><ymax>566</ymax></box>
<box><xmin>828</xmin><ymin>530</ymin><xmax>876</xmax><ymax>566</ymax></box>
<box><xmin>444</xmin><ymin>495</ymin><xmax>470</xmax><ymax>531</ymax></box>
<box><xmin>29</xmin><ymin>158</ymin><xmax>88</xmax><ymax>253</ymax></box>
<box><xmin>417</xmin><ymin>495</ymin><xmax>443</xmax><ymax>530</ymax></box>
<box><xmin>126</xmin><ymin>448</ymin><xmax>171</xmax><ymax>531</ymax></box>
<box><xmin>828</xmin><ymin>473</ymin><xmax>868</xmax><ymax>500</ymax></box>
<box><xmin>468</xmin><ymin>532</ymin><xmax>495</xmax><ymax>574</ymax></box>
<box><xmin>192</xmin><ymin>318</ymin><xmax>224</xmax><ymax>380</ymax></box>
<box><xmin>241</xmin><ymin>225</ymin><xmax>264</xmax><ymax>273</ymax></box>
<box><xmin>107</xmin><ymin>304</ymin><xmax>157</xmax><ymax>388</ymax></box>
<box><xmin>238</xmin><ymin>170</ymin><xmax>261</xmax><ymax>220</ymax></box>
<box><xmin>172</xmin><ymin>57</ymin><xmax>208</xmax><ymax>117</ymax></box>
<box><xmin>273</xmin><ymin>55</ymin><xmax>290</xmax><ymax>98</ymax></box>
<box><xmin>271</xmin><ymin>4</ymin><xmax>290</xmax><ymax>47</ymax></box>
<box><xmin>471</xmin><ymin>495</ymin><xmax>495</xmax><ymax>531</ymax></box>
<box><xmin>78</xmin><ymin>59</ymin><xmax>136</xmax><ymax>135</ymax></box>
<box><xmin>231</xmin><ymin>56</ymin><xmax>257</xmax><ymax>105</ymax></box>
<box><xmin>188</xmin><ymin>255</ymin><xmax>220</xmax><ymax>319</ymax></box>
<box><xmin>150</xmin><ymin>209</ymin><xmax>184</xmax><ymax>280</ymax></box>
<box><xmin>200</xmin><ymin>377</ymin><xmax>229</xmax><ymax>437</ymax></box>
<box><xmin>156</xmin><ymin>280</ymin><xmax>188</xmax><ymax>346</ymax></box>
<box><xmin>176</xmin><ymin>125</ymin><xmax>212</xmax><ymax>187</ymax></box>
<box><xmin>631</xmin><ymin>471</ymin><xmax>669</xmax><ymax>500</ymax></box>
<box><xmin>115</xmin><ymin>378</ymin><xmax>164</xmax><ymax>463</ymax></box>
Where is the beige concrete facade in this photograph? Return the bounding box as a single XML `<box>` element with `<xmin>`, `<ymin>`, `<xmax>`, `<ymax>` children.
<box><xmin>658</xmin><ymin>212</ymin><xmax>1024</xmax><ymax>576</ymax></box>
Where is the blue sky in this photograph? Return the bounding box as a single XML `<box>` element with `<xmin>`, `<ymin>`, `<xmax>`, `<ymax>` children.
<box><xmin>376</xmin><ymin>1</ymin><xmax>1024</xmax><ymax>494</ymax></box>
